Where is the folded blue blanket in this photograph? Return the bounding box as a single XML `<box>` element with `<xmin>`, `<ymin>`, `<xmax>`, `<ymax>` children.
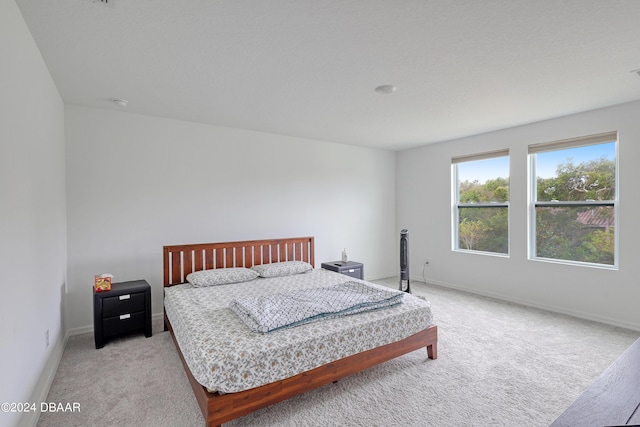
<box><xmin>229</xmin><ymin>281</ymin><xmax>404</xmax><ymax>333</ymax></box>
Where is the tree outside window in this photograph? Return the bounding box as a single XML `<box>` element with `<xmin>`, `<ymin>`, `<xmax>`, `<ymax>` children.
<box><xmin>529</xmin><ymin>132</ymin><xmax>617</xmax><ymax>267</ymax></box>
<box><xmin>453</xmin><ymin>152</ymin><xmax>509</xmax><ymax>255</ymax></box>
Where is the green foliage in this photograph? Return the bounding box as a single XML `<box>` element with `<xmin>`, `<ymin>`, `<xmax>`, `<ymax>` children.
<box><xmin>535</xmin><ymin>207</ymin><xmax>614</xmax><ymax>265</ymax></box>
<box><xmin>458</xmin><ymin>218</ymin><xmax>490</xmax><ymax>250</ymax></box>
<box><xmin>534</xmin><ymin>156</ymin><xmax>615</xmax><ymax>265</ymax></box>
<box><xmin>459</xmin><ymin>177</ymin><xmax>509</xmax><ymax>203</ymax></box>
<box><xmin>458</xmin><ymin>207</ymin><xmax>508</xmax><ymax>253</ymax></box>
<box><xmin>537</xmin><ymin>157</ymin><xmax>615</xmax><ymax>202</ymax></box>
<box><xmin>587</xmin><ymin>229</ymin><xmax>615</xmax><ymax>264</ymax></box>
<box><xmin>457</xmin><ymin>156</ymin><xmax>615</xmax><ymax>264</ymax></box>
<box><xmin>458</xmin><ymin>176</ymin><xmax>509</xmax><ymax>253</ymax></box>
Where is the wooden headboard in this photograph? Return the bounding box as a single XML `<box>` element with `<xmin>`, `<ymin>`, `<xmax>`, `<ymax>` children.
<box><xmin>163</xmin><ymin>236</ymin><xmax>314</xmax><ymax>286</ymax></box>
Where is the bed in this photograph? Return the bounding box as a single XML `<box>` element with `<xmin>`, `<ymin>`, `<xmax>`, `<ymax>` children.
<box><xmin>163</xmin><ymin>236</ymin><xmax>438</xmax><ymax>427</ymax></box>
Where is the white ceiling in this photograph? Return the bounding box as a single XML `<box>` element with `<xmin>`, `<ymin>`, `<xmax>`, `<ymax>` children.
<box><xmin>16</xmin><ymin>0</ymin><xmax>640</xmax><ymax>151</ymax></box>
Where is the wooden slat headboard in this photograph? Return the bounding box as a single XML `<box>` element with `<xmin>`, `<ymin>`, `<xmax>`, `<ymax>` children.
<box><xmin>163</xmin><ymin>236</ymin><xmax>315</xmax><ymax>286</ymax></box>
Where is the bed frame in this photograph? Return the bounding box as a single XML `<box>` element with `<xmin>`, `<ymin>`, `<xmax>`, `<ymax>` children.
<box><xmin>163</xmin><ymin>236</ymin><xmax>438</xmax><ymax>427</ymax></box>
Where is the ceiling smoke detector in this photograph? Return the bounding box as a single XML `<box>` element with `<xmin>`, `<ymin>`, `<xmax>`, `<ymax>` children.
<box><xmin>111</xmin><ymin>98</ymin><xmax>128</xmax><ymax>107</ymax></box>
<box><xmin>375</xmin><ymin>85</ymin><xmax>397</xmax><ymax>95</ymax></box>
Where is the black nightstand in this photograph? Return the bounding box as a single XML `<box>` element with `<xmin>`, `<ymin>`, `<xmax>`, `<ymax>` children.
<box><xmin>93</xmin><ymin>279</ymin><xmax>152</xmax><ymax>349</ymax></box>
<box><xmin>321</xmin><ymin>261</ymin><xmax>364</xmax><ymax>280</ymax></box>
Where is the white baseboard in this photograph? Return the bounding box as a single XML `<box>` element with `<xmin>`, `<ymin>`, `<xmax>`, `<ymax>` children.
<box><xmin>17</xmin><ymin>331</ymin><xmax>69</xmax><ymax>427</ymax></box>
<box><xmin>67</xmin><ymin>312</ymin><xmax>165</xmax><ymax>338</ymax></box>
<box><xmin>19</xmin><ymin>312</ymin><xmax>165</xmax><ymax>427</ymax></box>
<box><xmin>66</xmin><ymin>324</ymin><xmax>93</xmax><ymax>336</ymax></box>
<box><xmin>413</xmin><ymin>274</ymin><xmax>640</xmax><ymax>332</ymax></box>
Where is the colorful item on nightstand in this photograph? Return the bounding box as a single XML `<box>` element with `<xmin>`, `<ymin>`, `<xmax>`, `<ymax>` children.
<box><xmin>94</xmin><ymin>273</ymin><xmax>114</xmax><ymax>292</ymax></box>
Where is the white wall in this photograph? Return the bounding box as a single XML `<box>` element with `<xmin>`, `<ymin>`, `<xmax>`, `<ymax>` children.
<box><xmin>0</xmin><ymin>2</ymin><xmax>67</xmax><ymax>427</ymax></box>
<box><xmin>397</xmin><ymin>100</ymin><xmax>640</xmax><ymax>330</ymax></box>
<box><xmin>64</xmin><ymin>105</ymin><xmax>397</xmax><ymax>332</ymax></box>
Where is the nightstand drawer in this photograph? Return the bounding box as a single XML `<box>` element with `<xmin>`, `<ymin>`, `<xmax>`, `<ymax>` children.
<box><xmin>103</xmin><ymin>311</ymin><xmax>146</xmax><ymax>338</ymax></box>
<box><xmin>341</xmin><ymin>267</ymin><xmax>362</xmax><ymax>279</ymax></box>
<box><xmin>102</xmin><ymin>292</ymin><xmax>145</xmax><ymax>317</ymax></box>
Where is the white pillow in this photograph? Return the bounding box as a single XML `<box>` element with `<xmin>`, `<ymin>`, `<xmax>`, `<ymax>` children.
<box><xmin>186</xmin><ymin>267</ymin><xmax>259</xmax><ymax>287</ymax></box>
<box><xmin>251</xmin><ymin>261</ymin><xmax>313</xmax><ymax>278</ymax></box>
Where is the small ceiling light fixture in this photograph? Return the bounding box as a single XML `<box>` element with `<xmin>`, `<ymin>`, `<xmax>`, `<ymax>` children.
<box><xmin>375</xmin><ymin>84</ymin><xmax>397</xmax><ymax>95</ymax></box>
<box><xmin>111</xmin><ymin>98</ymin><xmax>128</xmax><ymax>107</ymax></box>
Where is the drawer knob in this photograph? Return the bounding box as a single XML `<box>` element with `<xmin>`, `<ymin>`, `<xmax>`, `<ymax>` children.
<box><xmin>120</xmin><ymin>313</ymin><xmax>131</xmax><ymax>320</ymax></box>
<box><xmin>119</xmin><ymin>294</ymin><xmax>131</xmax><ymax>300</ymax></box>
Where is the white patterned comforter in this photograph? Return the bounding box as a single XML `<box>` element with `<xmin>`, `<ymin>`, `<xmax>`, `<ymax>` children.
<box><xmin>230</xmin><ymin>281</ymin><xmax>405</xmax><ymax>333</ymax></box>
<box><xmin>164</xmin><ymin>269</ymin><xmax>433</xmax><ymax>393</ymax></box>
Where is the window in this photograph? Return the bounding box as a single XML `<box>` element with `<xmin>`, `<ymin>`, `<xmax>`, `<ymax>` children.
<box><xmin>529</xmin><ymin>132</ymin><xmax>617</xmax><ymax>267</ymax></box>
<box><xmin>453</xmin><ymin>150</ymin><xmax>509</xmax><ymax>255</ymax></box>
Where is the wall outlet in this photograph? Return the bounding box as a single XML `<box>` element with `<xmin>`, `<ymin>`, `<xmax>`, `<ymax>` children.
<box><xmin>45</xmin><ymin>329</ymin><xmax>49</xmax><ymax>348</ymax></box>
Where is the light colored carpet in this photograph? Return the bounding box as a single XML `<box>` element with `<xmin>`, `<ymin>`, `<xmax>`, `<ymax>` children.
<box><xmin>37</xmin><ymin>279</ymin><xmax>639</xmax><ymax>427</ymax></box>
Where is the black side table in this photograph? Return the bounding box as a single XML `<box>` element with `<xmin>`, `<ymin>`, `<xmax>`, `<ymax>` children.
<box><xmin>93</xmin><ymin>279</ymin><xmax>152</xmax><ymax>349</ymax></box>
<box><xmin>321</xmin><ymin>261</ymin><xmax>364</xmax><ymax>280</ymax></box>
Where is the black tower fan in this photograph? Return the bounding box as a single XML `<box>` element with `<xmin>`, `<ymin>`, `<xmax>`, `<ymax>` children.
<box><xmin>399</xmin><ymin>229</ymin><xmax>411</xmax><ymax>293</ymax></box>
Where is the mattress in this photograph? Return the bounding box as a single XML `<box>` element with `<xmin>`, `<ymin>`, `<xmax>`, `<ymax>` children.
<box><xmin>164</xmin><ymin>268</ymin><xmax>433</xmax><ymax>393</ymax></box>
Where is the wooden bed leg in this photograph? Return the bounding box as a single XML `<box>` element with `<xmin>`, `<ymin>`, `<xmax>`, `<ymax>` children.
<box><xmin>427</xmin><ymin>342</ymin><xmax>437</xmax><ymax>360</ymax></box>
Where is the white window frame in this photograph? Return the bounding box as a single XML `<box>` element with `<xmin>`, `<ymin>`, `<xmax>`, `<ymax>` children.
<box><xmin>452</xmin><ymin>149</ymin><xmax>510</xmax><ymax>256</ymax></box>
<box><xmin>528</xmin><ymin>131</ymin><xmax>619</xmax><ymax>269</ymax></box>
